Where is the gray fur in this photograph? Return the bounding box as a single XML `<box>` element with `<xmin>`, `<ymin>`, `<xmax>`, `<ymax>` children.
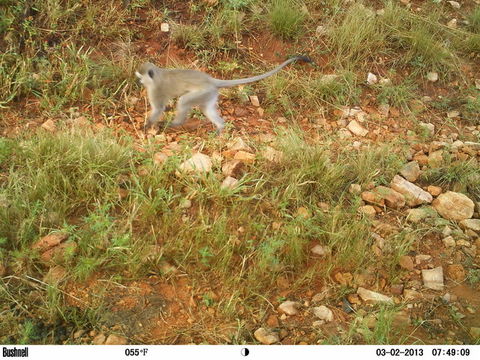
<box><xmin>136</xmin><ymin>56</ymin><xmax>311</xmax><ymax>134</ymax></box>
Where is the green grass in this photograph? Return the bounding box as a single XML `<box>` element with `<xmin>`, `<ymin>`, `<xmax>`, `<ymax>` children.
<box><xmin>267</xmin><ymin>0</ymin><xmax>305</xmax><ymax>40</ymax></box>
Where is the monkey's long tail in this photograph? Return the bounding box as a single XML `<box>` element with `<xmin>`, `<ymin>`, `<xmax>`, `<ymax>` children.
<box><xmin>212</xmin><ymin>56</ymin><xmax>312</xmax><ymax>88</ymax></box>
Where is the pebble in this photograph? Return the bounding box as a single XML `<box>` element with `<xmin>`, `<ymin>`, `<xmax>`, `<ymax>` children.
<box><xmin>278</xmin><ymin>301</ymin><xmax>301</xmax><ymax>316</ymax></box>
<box><xmin>357</xmin><ymin>287</ymin><xmax>393</xmax><ymax>303</ymax></box>
<box><xmin>422</xmin><ymin>266</ymin><xmax>444</xmax><ymax>290</ymax></box>
<box><xmin>312</xmin><ymin>306</ymin><xmax>334</xmax><ymax>322</ymax></box>
<box><xmin>432</xmin><ymin>191</ymin><xmax>475</xmax><ymax>221</ymax></box>
<box><xmin>390</xmin><ymin>175</ymin><xmax>432</xmax><ymax>207</ymax></box>
<box><xmin>254</xmin><ymin>328</ymin><xmax>279</xmax><ymax>345</ymax></box>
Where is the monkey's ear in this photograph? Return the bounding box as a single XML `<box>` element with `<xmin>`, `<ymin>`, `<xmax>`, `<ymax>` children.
<box><xmin>148</xmin><ymin>69</ymin><xmax>154</xmax><ymax>79</ymax></box>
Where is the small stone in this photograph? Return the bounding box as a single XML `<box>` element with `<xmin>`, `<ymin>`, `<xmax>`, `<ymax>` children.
<box><xmin>470</xmin><ymin>327</ymin><xmax>480</xmax><ymax>339</ymax></box>
<box><xmin>221</xmin><ymin>176</ymin><xmax>239</xmax><ymax>190</ymax></box>
<box><xmin>254</xmin><ymin>328</ymin><xmax>279</xmax><ymax>345</ymax></box>
<box><xmin>399</xmin><ymin>256</ymin><xmax>414</xmax><ymax>271</ymax></box>
<box><xmin>390</xmin><ymin>284</ymin><xmax>404</xmax><ymax>295</ymax></box>
<box><xmin>391</xmin><ymin>175</ymin><xmax>433</xmax><ymax>207</ymax></box>
<box><xmin>404</xmin><ymin>289</ymin><xmax>422</xmax><ymax>301</ymax></box>
<box><xmin>43</xmin><ymin>266</ymin><xmax>66</xmax><ymax>284</ymax></box>
<box><xmin>367</xmin><ymin>72</ymin><xmax>378</xmax><ymax>85</ymax></box>
<box><xmin>347</xmin><ymin>293</ymin><xmax>362</xmax><ymax>305</ymax></box>
<box><xmin>457</xmin><ymin>239</ymin><xmax>471</xmax><ymax>247</ymax></box>
<box><xmin>428</xmin><ymin>150</ymin><xmax>444</xmax><ymax>168</ymax></box>
<box><xmin>312</xmin><ymin>306</ymin><xmax>334</xmax><ymax>322</ymax></box>
<box><xmin>349</xmin><ymin>183</ymin><xmax>362</xmax><ymax>194</ymax></box>
<box><xmin>406</xmin><ymin>206</ymin><xmax>438</xmax><ymax>223</ymax></box>
<box><xmin>419</xmin><ymin>122</ymin><xmax>434</xmax><ymax>135</ymax></box>
<box><xmin>278</xmin><ymin>301</ymin><xmax>301</xmax><ymax>316</ymax></box>
<box><xmin>105</xmin><ymin>334</ymin><xmax>128</xmax><ymax>345</ymax></box>
<box><xmin>459</xmin><ymin>219</ymin><xmax>480</xmax><ymax>232</ymax></box>
<box><xmin>373</xmin><ymin>186</ymin><xmax>406</xmax><ymax>209</ymax></box>
<box><xmin>427</xmin><ymin>72</ymin><xmax>438</xmax><ymax>82</ymax></box>
<box><xmin>427</xmin><ymin>185</ymin><xmax>442</xmax><ymax>196</ymax></box>
<box><xmin>160</xmin><ymin>23</ymin><xmax>170</xmax><ymax>32</ymax></box>
<box><xmin>92</xmin><ymin>333</ymin><xmax>106</xmax><ymax>345</ymax></box>
<box><xmin>296</xmin><ymin>207</ymin><xmax>311</xmax><ymax>218</ymax></box>
<box><xmin>357</xmin><ymin>287</ymin><xmax>393</xmax><ymax>303</ymax></box>
<box><xmin>432</xmin><ymin>191</ymin><xmax>475</xmax><ymax>221</ymax></box>
<box><xmin>448</xmin><ymin>1</ymin><xmax>460</xmax><ymax>9</ymax></box>
<box><xmin>442</xmin><ymin>226</ymin><xmax>452</xmax><ymax>236</ymax></box>
<box><xmin>334</xmin><ymin>272</ymin><xmax>353</xmax><ymax>286</ymax></box>
<box><xmin>179</xmin><ymin>198</ymin><xmax>192</xmax><ymax>209</ymax></box>
<box><xmin>360</xmin><ymin>205</ymin><xmax>377</xmax><ymax>217</ymax></box>
<box><xmin>447</xmin><ymin>18</ymin><xmax>457</xmax><ymax>29</ymax></box>
<box><xmin>73</xmin><ymin>329</ymin><xmax>85</xmax><ymax>339</ymax></box>
<box><xmin>442</xmin><ymin>236</ymin><xmax>456</xmax><ymax>248</ymax></box>
<box><xmin>315</xmin><ymin>25</ymin><xmax>326</xmax><ymax>36</ymax></box>
<box><xmin>234</xmin><ymin>151</ymin><xmax>255</xmax><ymax>164</ymax></box>
<box><xmin>347</xmin><ymin>120</ymin><xmax>369</xmax><ymax>137</ymax></box>
<box><xmin>222</xmin><ymin>160</ymin><xmax>244</xmax><ymax>177</ymax></box>
<box><xmin>262</xmin><ymin>146</ymin><xmax>284</xmax><ymax>163</ymax></box>
<box><xmin>399</xmin><ymin>161</ymin><xmax>421</xmax><ymax>182</ymax></box>
<box><xmin>266</xmin><ymin>315</ymin><xmax>279</xmax><ymax>328</ymax></box>
<box><xmin>249</xmin><ymin>95</ymin><xmax>260</xmax><ymax>107</ymax></box>
<box><xmin>311</xmin><ymin>244</ymin><xmax>330</xmax><ymax>256</ymax></box>
<box><xmin>422</xmin><ymin>266</ymin><xmax>444</xmax><ymax>290</ymax></box>
<box><xmin>415</xmin><ymin>254</ymin><xmax>431</xmax><ymax>264</ymax></box>
<box><xmin>378</xmin><ymin>104</ymin><xmax>390</xmax><ymax>116</ymax></box>
<box><xmin>447</xmin><ymin>264</ymin><xmax>466</xmax><ymax>282</ymax></box>
<box><xmin>41</xmin><ymin>119</ymin><xmax>57</xmax><ymax>132</ymax></box>
<box><xmin>32</xmin><ymin>232</ymin><xmax>69</xmax><ymax>252</ymax></box>
<box><xmin>178</xmin><ymin>153</ymin><xmax>212</xmax><ymax>173</ymax></box>
<box><xmin>227</xmin><ymin>137</ymin><xmax>251</xmax><ymax>152</ymax></box>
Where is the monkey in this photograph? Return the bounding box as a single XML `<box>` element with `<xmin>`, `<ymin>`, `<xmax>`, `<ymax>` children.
<box><xmin>135</xmin><ymin>56</ymin><xmax>312</xmax><ymax>135</ymax></box>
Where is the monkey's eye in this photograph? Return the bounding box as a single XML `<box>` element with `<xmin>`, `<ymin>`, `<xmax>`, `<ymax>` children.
<box><xmin>148</xmin><ymin>69</ymin><xmax>154</xmax><ymax>79</ymax></box>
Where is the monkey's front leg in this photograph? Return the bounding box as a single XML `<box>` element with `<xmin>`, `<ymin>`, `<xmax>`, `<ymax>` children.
<box><xmin>144</xmin><ymin>105</ymin><xmax>166</xmax><ymax>132</ymax></box>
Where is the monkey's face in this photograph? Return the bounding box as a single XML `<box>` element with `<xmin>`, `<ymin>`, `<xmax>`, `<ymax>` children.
<box><xmin>136</xmin><ymin>63</ymin><xmax>156</xmax><ymax>87</ymax></box>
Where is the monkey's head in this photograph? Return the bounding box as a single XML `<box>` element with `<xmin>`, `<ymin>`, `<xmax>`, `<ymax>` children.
<box><xmin>135</xmin><ymin>63</ymin><xmax>156</xmax><ymax>86</ymax></box>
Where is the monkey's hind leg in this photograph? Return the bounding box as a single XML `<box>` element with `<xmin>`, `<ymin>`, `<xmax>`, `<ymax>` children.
<box><xmin>201</xmin><ymin>93</ymin><xmax>225</xmax><ymax>135</ymax></box>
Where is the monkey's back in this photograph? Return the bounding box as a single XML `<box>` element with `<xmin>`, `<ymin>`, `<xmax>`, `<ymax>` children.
<box><xmin>163</xmin><ymin>69</ymin><xmax>215</xmax><ymax>96</ymax></box>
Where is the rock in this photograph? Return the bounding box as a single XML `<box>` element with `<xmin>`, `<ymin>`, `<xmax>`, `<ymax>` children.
<box><xmin>311</xmin><ymin>288</ymin><xmax>330</xmax><ymax>303</ymax></box>
<box><xmin>153</xmin><ymin>152</ymin><xmax>169</xmax><ymax>166</ymax></box>
<box><xmin>92</xmin><ymin>333</ymin><xmax>106</xmax><ymax>345</ymax></box>
<box><xmin>40</xmin><ymin>241</ymin><xmax>77</xmax><ymax>262</ymax></box>
<box><xmin>428</xmin><ymin>150</ymin><xmax>444</xmax><ymax>168</ymax></box>
<box><xmin>448</xmin><ymin>1</ymin><xmax>460</xmax><ymax>9</ymax></box>
<box><xmin>470</xmin><ymin>327</ymin><xmax>480</xmax><ymax>339</ymax></box>
<box><xmin>427</xmin><ymin>185</ymin><xmax>442</xmax><ymax>196</ymax></box>
<box><xmin>249</xmin><ymin>95</ymin><xmax>260</xmax><ymax>107</ymax></box>
<box><xmin>315</xmin><ymin>25</ymin><xmax>326</xmax><ymax>36</ymax></box>
<box><xmin>399</xmin><ymin>256</ymin><xmax>414</xmax><ymax>271</ymax></box>
<box><xmin>361</xmin><ymin>191</ymin><xmax>385</xmax><ymax>207</ymax></box>
<box><xmin>296</xmin><ymin>207</ymin><xmax>311</xmax><ymax>218</ymax></box>
<box><xmin>442</xmin><ymin>236</ymin><xmax>456</xmax><ymax>248</ymax></box>
<box><xmin>105</xmin><ymin>334</ymin><xmax>128</xmax><ymax>345</ymax></box>
<box><xmin>254</xmin><ymin>328</ymin><xmax>279</xmax><ymax>345</ymax></box>
<box><xmin>41</xmin><ymin>119</ymin><xmax>57</xmax><ymax>132</ymax></box>
<box><xmin>266</xmin><ymin>315</ymin><xmax>279</xmax><ymax>328</ymax></box>
<box><xmin>419</xmin><ymin>122</ymin><xmax>434</xmax><ymax>135</ymax></box>
<box><xmin>227</xmin><ymin>137</ymin><xmax>251</xmax><ymax>152</ymax></box>
<box><xmin>447</xmin><ymin>264</ymin><xmax>466</xmax><ymax>282</ymax></box>
<box><xmin>390</xmin><ymin>175</ymin><xmax>432</xmax><ymax>206</ymax></box>
<box><xmin>222</xmin><ymin>159</ymin><xmax>244</xmax><ymax>177</ymax></box>
<box><xmin>160</xmin><ymin>23</ymin><xmax>169</xmax><ymax>32</ymax></box>
<box><xmin>178</xmin><ymin>153</ymin><xmax>212</xmax><ymax>173</ymax></box>
<box><xmin>404</xmin><ymin>289</ymin><xmax>422</xmax><ymax>301</ymax></box>
<box><xmin>32</xmin><ymin>232</ymin><xmax>69</xmax><ymax>252</ymax></box>
<box><xmin>357</xmin><ymin>287</ymin><xmax>393</xmax><ymax>303</ymax></box>
<box><xmin>373</xmin><ymin>186</ymin><xmax>406</xmax><ymax>209</ymax></box>
<box><xmin>427</xmin><ymin>72</ymin><xmax>438</xmax><ymax>82</ymax></box>
<box><xmin>311</xmin><ymin>244</ymin><xmax>330</xmax><ymax>256</ymax></box>
<box><xmin>359</xmin><ymin>205</ymin><xmax>377</xmax><ymax>217</ymax></box>
<box><xmin>367</xmin><ymin>72</ymin><xmax>378</xmax><ymax>85</ymax></box>
<box><xmin>334</xmin><ymin>272</ymin><xmax>353</xmax><ymax>286</ymax></box>
<box><xmin>378</xmin><ymin>104</ymin><xmax>390</xmax><ymax>116</ymax></box>
<box><xmin>390</xmin><ymin>284</ymin><xmax>404</xmax><ymax>295</ymax></box>
<box><xmin>262</xmin><ymin>146</ymin><xmax>284</xmax><ymax>163</ymax></box>
<box><xmin>422</xmin><ymin>266</ymin><xmax>444</xmax><ymax>290</ymax></box>
<box><xmin>73</xmin><ymin>329</ymin><xmax>85</xmax><ymax>339</ymax></box>
<box><xmin>415</xmin><ymin>254</ymin><xmax>431</xmax><ymax>264</ymax></box>
<box><xmin>406</xmin><ymin>206</ymin><xmax>438</xmax><ymax>223</ymax></box>
<box><xmin>234</xmin><ymin>151</ymin><xmax>255</xmax><ymax>164</ymax></box>
<box><xmin>221</xmin><ymin>176</ymin><xmax>239</xmax><ymax>190</ymax></box>
<box><xmin>347</xmin><ymin>120</ymin><xmax>369</xmax><ymax>137</ymax></box>
<box><xmin>432</xmin><ymin>191</ymin><xmax>475</xmax><ymax>221</ymax></box>
<box><xmin>447</xmin><ymin>18</ymin><xmax>457</xmax><ymax>29</ymax></box>
<box><xmin>179</xmin><ymin>198</ymin><xmax>192</xmax><ymax>209</ymax></box>
<box><xmin>349</xmin><ymin>183</ymin><xmax>362</xmax><ymax>194</ymax></box>
<box><xmin>43</xmin><ymin>266</ymin><xmax>66</xmax><ymax>284</ymax></box>
<box><xmin>459</xmin><ymin>219</ymin><xmax>480</xmax><ymax>232</ymax></box>
<box><xmin>278</xmin><ymin>301</ymin><xmax>301</xmax><ymax>315</ymax></box>
<box><xmin>399</xmin><ymin>161</ymin><xmax>421</xmax><ymax>182</ymax></box>
<box><xmin>312</xmin><ymin>306</ymin><xmax>334</xmax><ymax>322</ymax></box>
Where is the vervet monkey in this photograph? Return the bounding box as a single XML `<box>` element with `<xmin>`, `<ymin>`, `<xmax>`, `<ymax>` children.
<box><xmin>135</xmin><ymin>56</ymin><xmax>312</xmax><ymax>134</ymax></box>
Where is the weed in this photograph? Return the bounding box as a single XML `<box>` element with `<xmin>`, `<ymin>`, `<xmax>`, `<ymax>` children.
<box><xmin>375</xmin><ymin>78</ymin><xmax>418</xmax><ymax>110</ymax></box>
